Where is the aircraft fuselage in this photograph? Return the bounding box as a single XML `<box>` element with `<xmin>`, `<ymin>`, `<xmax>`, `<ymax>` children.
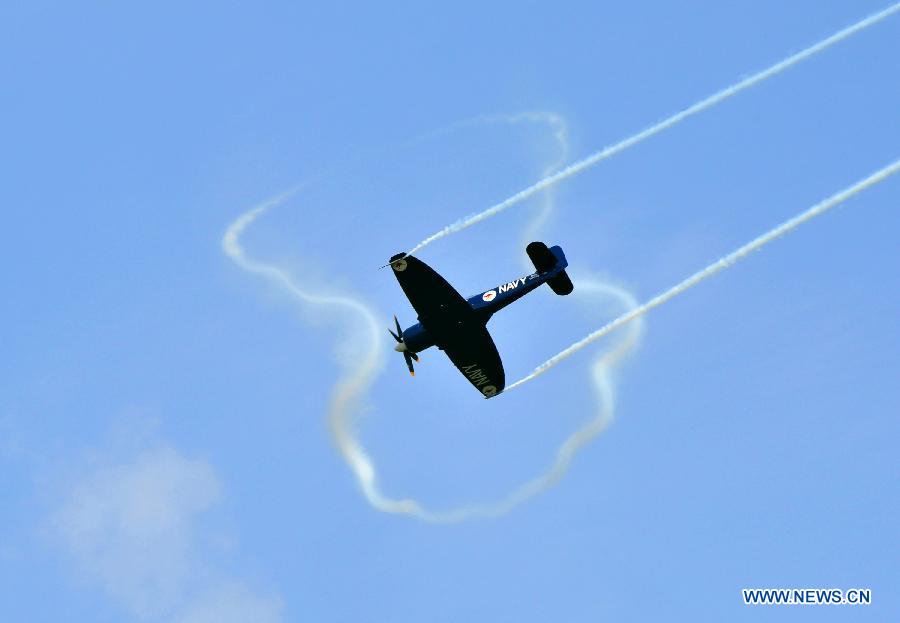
<box><xmin>398</xmin><ymin>268</ymin><xmax>556</xmax><ymax>354</ymax></box>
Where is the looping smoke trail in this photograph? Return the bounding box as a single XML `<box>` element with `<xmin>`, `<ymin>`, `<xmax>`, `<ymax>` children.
<box><xmin>224</xmin><ymin>114</ymin><xmax>647</xmax><ymax>522</ymax></box>
<box><xmin>407</xmin><ymin>2</ymin><xmax>900</xmax><ymax>255</ymax></box>
<box><xmin>512</xmin><ymin>112</ymin><xmax>570</xmax><ymax>255</ymax></box>
<box><xmin>507</xmin><ymin>158</ymin><xmax>900</xmax><ymax>390</ymax></box>
<box><xmin>222</xmin><ymin>191</ymin><xmax>402</xmax><ymax>516</ymax></box>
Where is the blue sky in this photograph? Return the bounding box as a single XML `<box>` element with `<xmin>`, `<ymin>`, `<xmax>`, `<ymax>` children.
<box><xmin>2</xmin><ymin>1</ymin><xmax>898</xmax><ymax>621</ymax></box>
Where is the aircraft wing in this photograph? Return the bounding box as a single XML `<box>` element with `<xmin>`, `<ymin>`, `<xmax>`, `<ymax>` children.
<box><xmin>389</xmin><ymin>254</ymin><xmax>471</xmax><ymax>320</ymax></box>
<box><xmin>441</xmin><ymin>324</ymin><xmax>506</xmax><ymax>398</ymax></box>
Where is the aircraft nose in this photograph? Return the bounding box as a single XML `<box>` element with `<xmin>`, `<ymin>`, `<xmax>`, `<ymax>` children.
<box><xmin>394</xmin><ymin>342</ymin><xmax>407</xmax><ymax>353</ymax></box>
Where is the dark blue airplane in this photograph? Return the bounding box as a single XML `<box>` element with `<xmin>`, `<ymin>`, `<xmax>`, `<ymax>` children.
<box><xmin>387</xmin><ymin>241</ymin><xmax>573</xmax><ymax>399</ymax></box>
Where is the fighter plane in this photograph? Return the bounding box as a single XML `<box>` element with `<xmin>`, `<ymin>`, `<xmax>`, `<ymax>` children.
<box><xmin>387</xmin><ymin>241</ymin><xmax>573</xmax><ymax>399</ymax></box>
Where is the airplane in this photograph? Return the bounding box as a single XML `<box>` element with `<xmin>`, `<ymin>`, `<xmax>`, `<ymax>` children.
<box><xmin>387</xmin><ymin>241</ymin><xmax>573</xmax><ymax>399</ymax></box>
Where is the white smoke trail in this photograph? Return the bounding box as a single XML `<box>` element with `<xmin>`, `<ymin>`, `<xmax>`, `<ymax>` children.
<box><xmin>223</xmin><ymin>140</ymin><xmax>896</xmax><ymax>521</ymax></box>
<box><xmin>501</xmin><ymin>112</ymin><xmax>570</xmax><ymax>253</ymax></box>
<box><xmin>507</xmin><ymin>158</ymin><xmax>900</xmax><ymax>390</ymax></box>
<box><xmin>222</xmin><ymin>191</ymin><xmax>407</xmax><ymax>516</ymax></box>
<box><xmin>407</xmin><ymin>2</ymin><xmax>900</xmax><ymax>255</ymax></box>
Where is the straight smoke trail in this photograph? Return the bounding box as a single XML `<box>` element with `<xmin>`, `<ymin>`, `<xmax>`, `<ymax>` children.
<box><xmin>507</xmin><ymin>158</ymin><xmax>900</xmax><ymax>390</ymax></box>
<box><xmin>407</xmin><ymin>2</ymin><xmax>900</xmax><ymax>255</ymax></box>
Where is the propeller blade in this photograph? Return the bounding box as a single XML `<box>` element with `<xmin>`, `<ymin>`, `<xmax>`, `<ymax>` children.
<box><xmin>391</xmin><ymin>315</ymin><xmax>417</xmax><ymax>376</ymax></box>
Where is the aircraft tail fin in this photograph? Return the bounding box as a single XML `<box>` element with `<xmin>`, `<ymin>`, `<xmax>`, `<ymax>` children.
<box><xmin>526</xmin><ymin>241</ymin><xmax>574</xmax><ymax>296</ymax></box>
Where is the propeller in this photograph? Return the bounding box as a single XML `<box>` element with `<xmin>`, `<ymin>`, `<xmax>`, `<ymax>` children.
<box><xmin>388</xmin><ymin>315</ymin><xmax>419</xmax><ymax>376</ymax></box>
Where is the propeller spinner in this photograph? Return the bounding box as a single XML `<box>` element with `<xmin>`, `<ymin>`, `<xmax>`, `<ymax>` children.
<box><xmin>388</xmin><ymin>315</ymin><xmax>419</xmax><ymax>376</ymax></box>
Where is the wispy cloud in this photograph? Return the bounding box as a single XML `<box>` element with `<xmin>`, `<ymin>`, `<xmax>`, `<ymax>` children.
<box><xmin>50</xmin><ymin>442</ymin><xmax>283</xmax><ymax>622</ymax></box>
<box><xmin>172</xmin><ymin>581</ymin><xmax>283</xmax><ymax>623</ymax></box>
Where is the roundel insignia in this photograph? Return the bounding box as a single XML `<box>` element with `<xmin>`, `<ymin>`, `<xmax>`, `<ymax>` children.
<box><xmin>482</xmin><ymin>290</ymin><xmax>496</xmax><ymax>302</ymax></box>
<box><xmin>481</xmin><ymin>385</ymin><xmax>497</xmax><ymax>397</ymax></box>
<box><xmin>391</xmin><ymin>258</ymin><xmax>408</xmax><ymax>272</ymax></box>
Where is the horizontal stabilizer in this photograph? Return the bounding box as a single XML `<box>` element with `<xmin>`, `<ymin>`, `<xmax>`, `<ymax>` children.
<box><xmin>547</xmin><ymin>271</ymin><xmax>574</xmax><ymax>295</ymax></box>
